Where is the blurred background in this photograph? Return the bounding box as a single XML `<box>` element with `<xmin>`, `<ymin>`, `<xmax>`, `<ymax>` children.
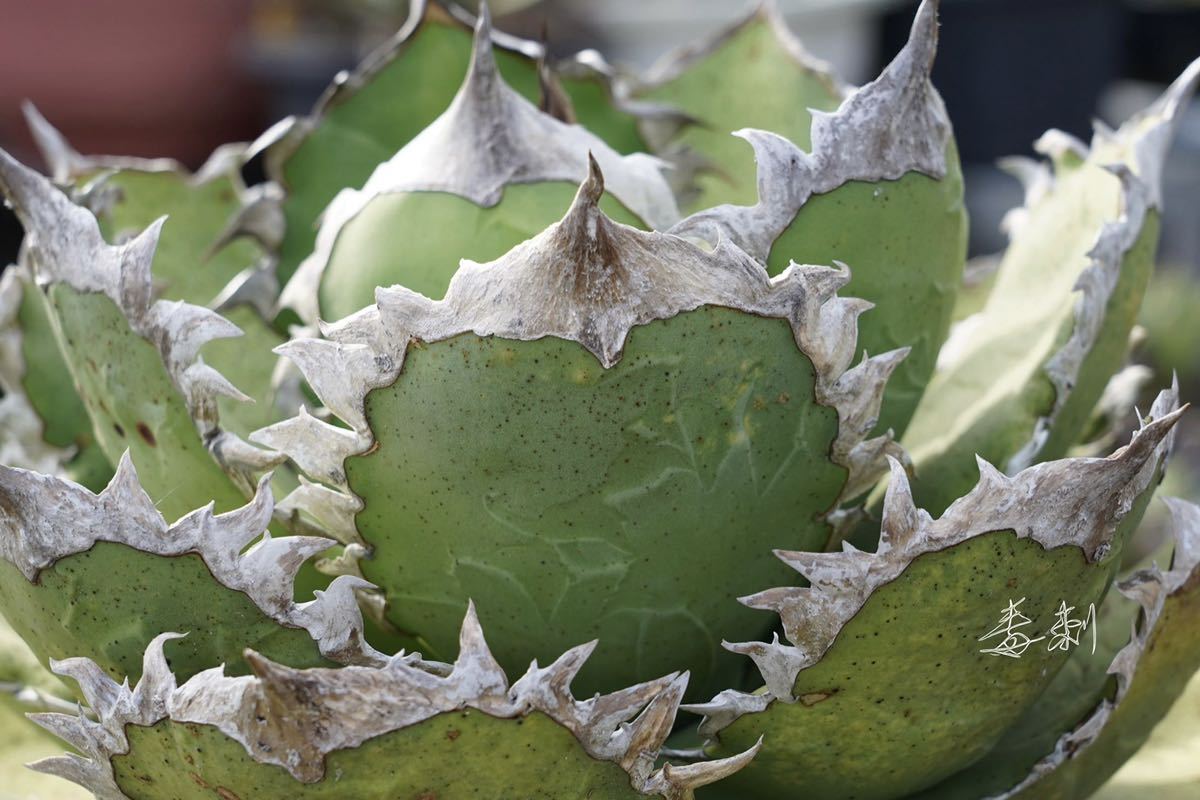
<box><xmin>0</xmin><ymin>2</ymin><xmax>1197</xmax><ymax>793</ymax></box>
<box><xmin>2</xmin><ymin>0</ymin><xmax>1198</xmax><ymax>261</ymax></box>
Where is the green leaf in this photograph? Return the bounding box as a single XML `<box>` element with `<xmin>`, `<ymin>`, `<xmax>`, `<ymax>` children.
<box><xmin>906</xmin><ymin>512</ymin><xmax>1149</xmax><ymax>799</ymax></box>
<box><xmin>635</xmin><ymin>1</ymin><xmax>844</xmax><ymax>211</ymax></box>
<box><xmin>317</xmin><ymin>182</ymin><xmax>642</xmax><ymax>318</ymax></box>
<box><xmin>0</xmin><ymin>455</ymin><xmax>382</xmax><ymax>688</ymax></box>
<box><xmin>667</xmin><ymin>0</ymin><xmax>967</xmax><ymax>443</ymax></box>
<box><xmin>267</xmin><ymin>3</ymin><xmax>543</xmax><ymax>284</ymax></box>
<box><xmin>0</xmin><ymin>145</ymin><xmax>288</xmax><ymax>523</ymax></box>
<box><xmin>708</xmin><ymin>534</ymin><xmax>1112</xmax><ymax>800</ymax></box>
<box><xmin>87</xmin><ymin>168</ymin><xmax>263</xmax><ymax>307</ymax></box>
<box><xmin>897</xmin><ymin>62</ymin><xmax>1199</xmax><ymax>518</ymax></box>
<box><xmin>763</xmin><ymin>143</ymin><xmax>967</xmax><ymax>438</ymax></box>
<box><xmin>287</xmin><ymin>13</ymin><xmax>676</xmax><ymax>324</ymax></box>
<box><xmin>0</xmin><ymin>549</ymin><xmax>330</xmax><ymax>686</ymax></box>
<box><xmin>10</xmin><ymin>274</ymin><xmax>112</xmax><ymax>490</ymax></box>
<box><xmin>112</xmin><ymin>713</ymin><xmax>646</xmax><ymax>800</ymax></box>
<box><xmin>348</xmin><ymin>308</ymin><xmax>843</xmax><ymax>699</ymax></box>
<box><xmin>45</xmin><ymin>286</ymin><xmax>253</xmax><ymax>521</ymax></box>
<box><xmin>79</xmin><ymin>158</ymin><xmax>291</xmax><ymax>441</ymax></box>
<box><xmin>986</xmin><ymin>498</ymin><xmax>1200</xmax><ymax>799</ymax></box>
<box><xmin>257</xmin><ymin>166</ymin><xmax>904</xmax><ymax>702</ymax></box>
<box><xmin>690</xmin><ymin>394</ymin><xmax>1178</xmax><ymax>800</ymax></box>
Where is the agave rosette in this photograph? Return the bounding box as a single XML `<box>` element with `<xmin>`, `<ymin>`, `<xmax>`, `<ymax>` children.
<box><xmin>0</xmin><ymin>1</ymin><xmax>1198</xmax><ymax>798</ymax></box>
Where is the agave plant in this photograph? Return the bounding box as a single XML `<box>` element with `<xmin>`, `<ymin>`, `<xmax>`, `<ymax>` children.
<box><xmin>1</xmin><ymin>1</ymin><xmax>1198</xmax><ymax>798</ymax></box>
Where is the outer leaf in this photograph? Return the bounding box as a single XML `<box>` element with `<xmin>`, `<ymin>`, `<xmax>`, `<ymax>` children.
<box><xmin>986</xmin><ymin>497</ymin><xmax>1200</xmax><ymax>799</ymax></box>
<box><xmin>280</xmin><ymin>8</ymin><xmax>677</xmax><ymax>323</ymax></box>
<box><xmin>28</xmin><ymin>607</ymin><xmax>757</xmax><ymax>800</ymax></box>
<box><xmin>686</xmin><ymin>388</ymin><xmax>1180</xmax><ymax>800</ymax></box>
<box><xmin>433</xmin><ymin>0</ymin><xmax>667</xmax><ymax>155</ymax></box>
<box><xmin>255</xmin><ymin>160</ymin><xmax>906</xmax><ymax>700</ymax></box>
<box><xmin>0</xmin><ymin>453</ymin><xmax>384</xmax><ymax>686</ymax></box>
<box><xmin>0</xmin><ymin>146</ymin><xmax>286</xmax><ymax>522</ymax></box>
<box><xmin>897</xmin><ymin>60</ymin><xmax>1200</xmax><ymax>517</ymax></box>
<box><xmin>633</xmin><ymin>0</ymin><xmax>846</xmax><ymax>210</ymax></box>
<box><xmin>668</xmin><ymin>0</ymin><xmax>967</xmax><ymax>440</ymax></box>
<box><xmin>908</xmin><ymin>493</ymin><xmax>1198</xmax><ymax>799</ymax></box>
<box><xmin>25</xmin><ymin>105</ymin><xmax>292</xmax><ymax>439</ymax></box>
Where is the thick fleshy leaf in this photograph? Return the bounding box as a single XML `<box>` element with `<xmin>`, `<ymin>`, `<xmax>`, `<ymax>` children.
<box><xmin>909</xmin><ymin>495</ymin><xmax>1199</xmax><ymax>799</ymax></box>
<box><xmin>0</xmin><ymin>146</ymin><xmax>287</xmax><ymax>521</ymax></box>
<box><xmin>262</xmin><ymin>0</ymin><xmax>648</xmax><ymax>286</ymax></box>
<box><xmin>256</xmin><ymin>161</ymin><xmax>906</xmax><ymax>701</ymax></box>
<box><xmin>668</xmin><ymin>0</ymin><xmax>967</xmax><ymax>441</ymax></box>
<box><xmin>43</xmin><ymin>285</ymin><xmax>270</xmax><ymax>519</ymax></box>
<box><xmin>0</xmin><ymin>454</ymin><xmax>384</xmax><ymax>687</ymax></box>
<box><xmin>687</xmin><ymin>388</ymin><xmax>1179</xmax><ymax>800</ymax></box>
<box><xmin>897</xmin><ymin>60</ymin><xmax>1200</xmax><ymax>518</ymax></box>
<box><xmin>634</xmin><ymin>0</ymin><xmax>845</xmax><ymax>210</ymax></box>
<box><xmin>29</xmin><ymin>608</ymin><xmax>757</xmax><ymax>800</ymax></box>
<box><xmin>981</xmin><ymin>497</ymin><xmax>1200</xmax><ymax>799</ymax></box>
<box><xmin>81</xmin><ymin>174</ymin><xmax>288</xmax><ymax>440</ymax></box>
<box><xmin>281</xmin><ymin>8</ymin><xmax>676</xmax><ymax>323</ymax></box>
<box><xmin>3</xmin><ymin>105</ymin><xmax>208</xmax><ymax>486</ymax></box>
<box><xmin>25</xmin><ymin>105</ymin><xmax>292</xmax><ymax>439</ymax></box>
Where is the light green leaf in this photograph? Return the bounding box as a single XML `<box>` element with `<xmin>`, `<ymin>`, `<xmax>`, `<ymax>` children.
<box><xmin>897</xmin><ymin>62</ymin><xmax>1198</xmax><ymax>518</ymax></box>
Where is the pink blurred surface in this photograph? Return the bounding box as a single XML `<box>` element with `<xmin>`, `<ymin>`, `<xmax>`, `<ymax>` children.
<box><xmin>0</xmin><ymin>0</ymin><xmax>262</xmax><ymax>168</ymax></box>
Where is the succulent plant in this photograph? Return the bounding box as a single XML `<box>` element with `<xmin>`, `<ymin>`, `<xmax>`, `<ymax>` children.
<box><xmin>1</xmin><ymin>1</ymin><xmax>1198</xmax><ymax>798</ymax></box>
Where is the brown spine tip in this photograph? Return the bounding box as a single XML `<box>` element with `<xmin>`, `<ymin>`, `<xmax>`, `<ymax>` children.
<box><xmin>554</xmin><ymin>154</ymin><xmax>627</xmax><ymax>307</ymax></box>
<box><xmin>538</xmin><ymin>57</ymin><xmax>577</xmax><ymax>124</ymax></box>
<box><xmin>578</xmin><ymin>152</ymin><xmax>605</xmax><ymax>207</ymax></box>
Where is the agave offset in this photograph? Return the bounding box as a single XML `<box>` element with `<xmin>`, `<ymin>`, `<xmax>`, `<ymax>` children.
<box><xmin>1</xmin><ymin>1</ymin><xmax>1198</xmax><ymax>798</ymax></box>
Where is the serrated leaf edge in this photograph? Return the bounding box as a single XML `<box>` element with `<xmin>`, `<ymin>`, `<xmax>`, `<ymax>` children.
<box><xmin>0</xmin><ymin>451</ymin><xmax>386</xmax><ymax>669</ymax></box>
<box><xmin>278</xmin><ymin>4</ymin><xmax>681</xmax><ymax>325</ymax></box>
<box><xmin>685</xmin><ymin>384</ymin><xmax>1182</xmax><ymax>732</ymax></box>
<box><xmin>27</xmin><ymin>604</ymin><xmax>758</xmax><ymax>799</ymax></box>
<box><xmin>667</xmin><ymin>0</ymin><xmax>950</xmax><ymax>264</ymax></box>
<box><xmin>635</xmin><ymin>0</ymin><xmax>847</xmax><ymax>102</ymax></box>
<box><xmin>23</xmin><ymin>102</ymin><xmax>286</xmax><ymax>325</ymax></box>
<box><xmin>985</xmin><ymin>493</ymin><xmax>1200</xmax><ymax>798</ymax></box>
<box><xmin>0</xmin><ymin>146</ymin><xmax>286</xmax><ymax>490</ymax></box>
<box><xmin>999</xmin><ymin>60</ymin><xmax>1200</xmax><ymax>472</ymax></box>
<box><xmin>254</xmin><ymin>157</ymin><xmax>909</xmax><ymax>546</ymax></box>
